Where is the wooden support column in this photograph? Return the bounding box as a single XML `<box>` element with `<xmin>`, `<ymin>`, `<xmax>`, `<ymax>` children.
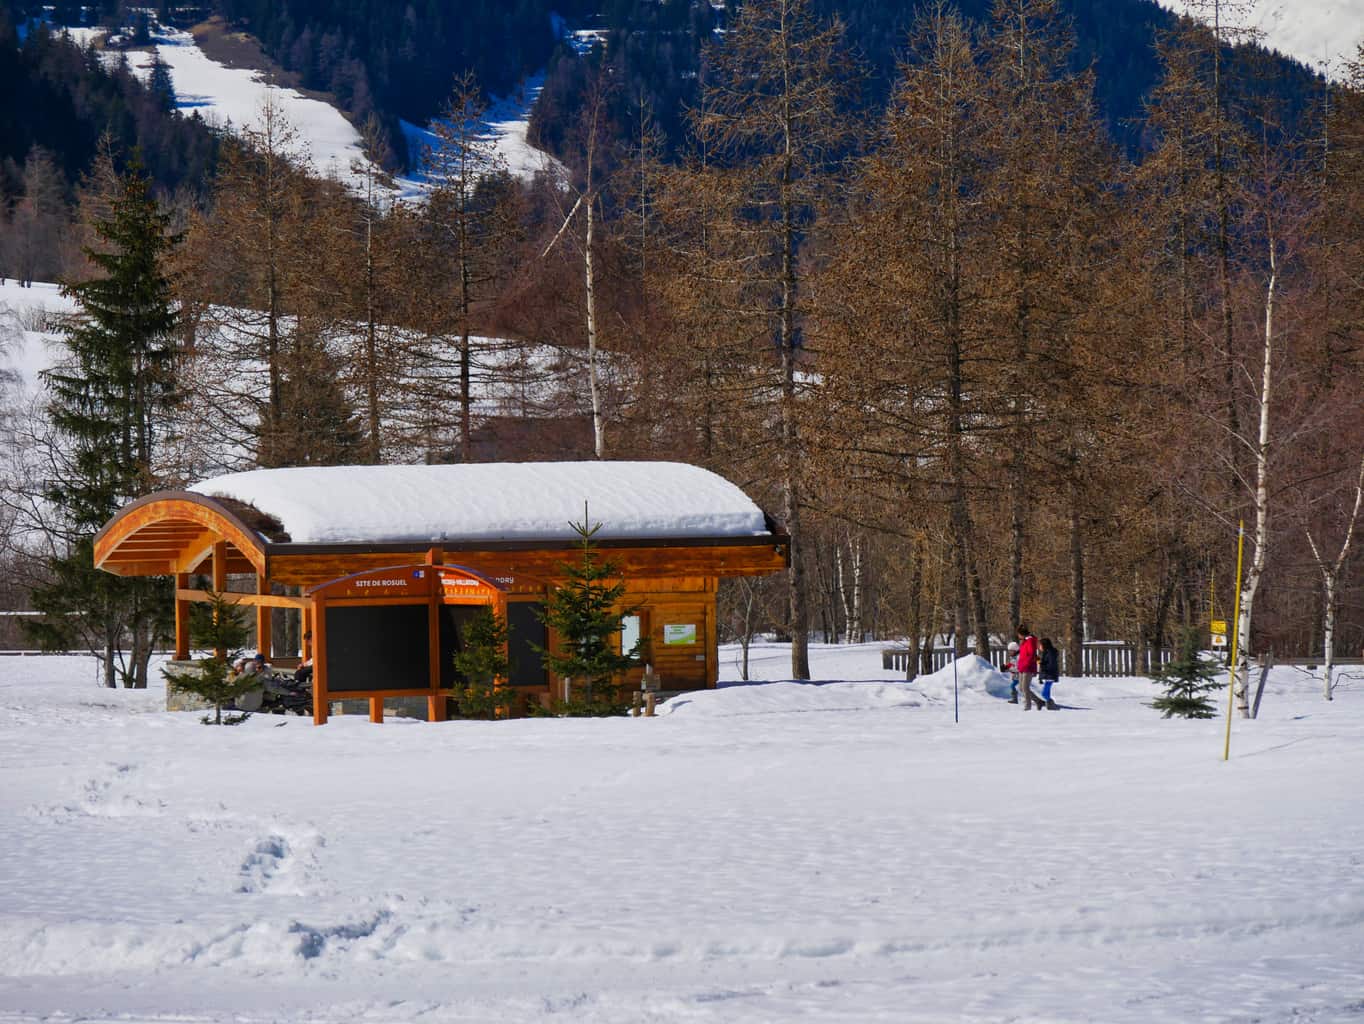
<box><xmin>427</xmin><ymin>692</ymin><xmax>447</xmax><ymax>722</ymax></box>
<box><xmin>312</xmin><ymin>596</ymin><xmax>328</xmax><ymax>725</ymax></box>
<box><xmin>494</xmin><ymin>594</ymin><xmax>509</xmax><ymax>719</ymax></box>
<box><xmin>302</xmin><ymin>605</ymin><xmax>313</xmax><ymax>660</ymax></box>
<box><xmin>369</xmin><ymin>696</ymin><xmax>384</xmax><ymax>723</ymax></box>
<box><xmin>211</xmin><ymin>541</ymin><xmax>227</xmax><ymax>592</ymax></box>
<box><xmin>255</xmin><ymin>573</ymin><xmax>272</xmax><ymax>658</ymax></box>
<box><xmin>211</xmin><ymin>541</ymin><xmax>227</xmax><ymax>659</ymax></box>
<box><xmin>174</xmin><ymin>572</ymin><xmax>190</xmax><ymax>660</ymax></box>
<box><xmin>427</xmin><ymin>562</ymin><xmax>441</xmax><ymax>723</ymax></box>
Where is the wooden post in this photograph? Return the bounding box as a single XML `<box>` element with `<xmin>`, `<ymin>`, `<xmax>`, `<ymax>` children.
<box><xmin>174</xmin><ymin>572</ymin><xmax>190</xmax><ymax>660</ymax></box>
<box><xmin>704</xmin><ymin>601</ymin><xmax>718</xmax><ymax>687</ymax></box>
<box><xmin>427</xmin><ymin>563</ymin><xmax>441</xmax><ymax>722</ymax></box>
<box><xmin>645</xmin><ymin>692</ymin><xmax>656</xmax><ymax>717</ymax></box>
<box><xmin>211</xmin><ymin>541</ymin><xmax>227</xmax><ymax>592</ymax></box>
<box><xmin>302</xmin><ymin>606</ymin><xmax>313</xmax><ymax>660</ymax></box>
<box><xmin>494</xmin><ymin>595</ymin><xmax>509</xmax><ymax>719</ymax></box>
<box><xmin>211</xmin><ymin>541</ymin><xmax>227</xmax><ymax>660</ymax></box>
<box><xmin>312</xmin><ymin>596</ymin><xmax>328</xmax><ymax>726</ymax></box>
<box><xmin>369</xmin><ymin>696</ymin><xmax>384</xmax><ymax>723</ymax></box>
<box><xmin>428</xmin><ymin>692</ymin><xmax>447</xmax><ymax>722</ymax></box>
<box><xmin>256</xmin><ymin>573</ymin><xmax>272</xmax><ymax>658</ymax></box>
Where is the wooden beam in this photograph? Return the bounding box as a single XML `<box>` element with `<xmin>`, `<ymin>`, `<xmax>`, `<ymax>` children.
<box><xmin>100</xmin><ymin>559</ymin><xmax>177</xmax><ymax>576</ymax></box>
<box><xmin>175</xmin><ymin>588</ymin><xmax>311</xmax><ymax>609</ymax></box>
<box><xmin>211</xmin><ymin>541</ymin><xmax>227</xmax><ymax>593</ymax></box>
<box><xmin>313</xmin><ymin>596</ymin><xmax>328</xmax><ymax>725</ymax></box>
<box><xmin>256</xmin><ymin>573</ymin><xmax>272</xmax><ymax>658</ymax></box>
<box><xmin>173</xmin><ymin>529</ymin><xmax>226</xmax><ymax>573</ymax></box>
<box><xmin>211</xmin><ymin>541</ymin><xmax>227</xmax><ymax>659</ymax></box>
<box><xmin>175</xmin><ymin>572</ymin><xmax>190</xmax><ymax>660</ymax></box>
<box><xmin>267</xmin><ymin>544</ymin><xmax>787</xmax><ymax>588</ymax></box>
<box><xmin>427</xmin><ymin>568</ymin><xmax>440</xmax><ymax>705</ymax></box>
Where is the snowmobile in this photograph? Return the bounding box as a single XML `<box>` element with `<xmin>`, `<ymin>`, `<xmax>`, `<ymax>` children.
<box><xmin>235</xmin><ymin>671</ymin><xmax>312</xmax><ymax>716</ymax></box>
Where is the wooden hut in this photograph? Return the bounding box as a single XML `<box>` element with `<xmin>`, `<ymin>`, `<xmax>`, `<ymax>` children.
<box><xmin>93</xmin><ymin>462</ymin><xmax>788</xmax><ymax>723</ymax></box>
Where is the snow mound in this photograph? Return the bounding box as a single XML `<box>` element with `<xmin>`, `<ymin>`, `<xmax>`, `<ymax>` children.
<box><xmin>907</xmin><ymin>654</ymin><xmax>1014</xmax><ymax>701</ymax></box>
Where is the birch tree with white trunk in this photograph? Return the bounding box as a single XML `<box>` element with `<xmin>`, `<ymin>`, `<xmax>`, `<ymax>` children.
<box><xmin>1232</xmin><ymin>213</ymin><xmax>1278</xmax><ymax>717</ymax></box>
<box><xmin>540</xmin><ymin>76</ymin><xmax>610</xmax><ymax>459</ymax></box>
<box><xmin>1304</xmin><ymin>454</ymin><xmax>1364</xmax><ymax>701</ymax></box>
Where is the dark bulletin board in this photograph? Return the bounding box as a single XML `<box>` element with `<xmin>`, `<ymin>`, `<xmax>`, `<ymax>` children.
<box><xmin>324</xmin><ymin>604</ymin><xmax>431</xmax><ymax>692</ymax></box>
<box><xmin>438</xmin><ymin>604</ymin><xmax>483</xmax><ymax>688</ymax></box>
<box><xmin>507</xmin><ymin>602</ymin><xmax>547</xmax><ymax>687</ymax></box>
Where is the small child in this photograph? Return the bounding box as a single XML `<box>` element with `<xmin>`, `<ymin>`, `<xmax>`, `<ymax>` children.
<box><xmin>1003</xmin><ymin>641</ymin><xmax>1020</xmax><ymax>704</ymax></box>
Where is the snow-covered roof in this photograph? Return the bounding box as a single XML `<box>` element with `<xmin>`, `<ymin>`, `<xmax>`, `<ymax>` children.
<box><xmin>188</xmin><ymin>462</ymin><xmax>772</xmax><ymax>545</ymax></box>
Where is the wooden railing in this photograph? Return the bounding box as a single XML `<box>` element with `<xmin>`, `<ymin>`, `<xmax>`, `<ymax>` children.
<box><xmin>882</xmin><ymin>642</ymin><xmax>1175</xmax><ymax>678</ymax></box>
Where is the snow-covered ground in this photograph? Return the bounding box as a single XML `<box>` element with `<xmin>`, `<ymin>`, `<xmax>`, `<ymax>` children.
<box><xmin>1161</xmin><ymin>1</ymin><xmax>1364</xmax><ymax>72</ymax></box>
<box><xmin>0</xmin><ymin>280</ymin><xmax>597</xmax><ymax>476</ymax></box>
<box><xmin>0</xmin><ymin>281</ymin><xmax>70</xmax><ymax>397</ymax></box>
<box><xmin>2</xmin><ymin>642</ymin><xmax>1361</xmax><ymax>1022</ymax></box>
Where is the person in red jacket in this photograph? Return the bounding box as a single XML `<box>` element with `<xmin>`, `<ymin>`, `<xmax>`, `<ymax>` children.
<box><xmin>1015</xmin><ymin>625</ymin><xmax>1041</xmax><ymax>710</ymax></box>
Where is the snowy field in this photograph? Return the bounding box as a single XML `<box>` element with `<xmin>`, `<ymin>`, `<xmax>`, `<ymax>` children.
<box><xmin>2</xmin><ymin>642</ymin><xmax>1362</xmax><ymax>1022</ymax></box>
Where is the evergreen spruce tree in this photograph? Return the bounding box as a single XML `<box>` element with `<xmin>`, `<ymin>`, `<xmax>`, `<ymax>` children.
<box><xmin>163</xmin><ymin>590</ymin><xmax>256</xmax><ymax>724</ymax></box>
<box><xmin>147</xmin><ymin>54</ymin><xmax>175</xmax><ymax>112</ymax></box>
<box><xmin>450</xmin><ymin>607</ymin><xmax>513</xmax><ymax>719</ymax></box>
<box><xmin>27</xmin><ymin>156</ymin><xmax>180</xmax><ymax>687</ymax></box>
<box><xmin>1151</xmin><ymin>627</ymin><xmax>1222</xmax><ymax>719</ymax></box>
<box><xmin>537</xmin><ymin>511</ymin><xmax>637</xmax><ymax>716</ymax></box>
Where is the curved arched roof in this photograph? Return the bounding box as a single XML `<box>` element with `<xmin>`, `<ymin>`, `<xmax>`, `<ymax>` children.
<box><xmin>93</xmin><ymin>491</ymin><xmax>267</xmax><ymax>577</ymax></box>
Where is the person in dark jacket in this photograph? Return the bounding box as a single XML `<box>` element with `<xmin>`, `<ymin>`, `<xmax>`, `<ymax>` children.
<box><xmin>1039</xmin><ymin>637</ymin><xmax>1060</xmax><ymax>710</ymax></box>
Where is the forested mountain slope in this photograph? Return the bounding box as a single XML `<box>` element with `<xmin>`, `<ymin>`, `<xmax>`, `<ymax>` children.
<box><xmin>1</xmin><ymin>0</ymin><xmax>1328</xmax><ymax>184</ymax></box>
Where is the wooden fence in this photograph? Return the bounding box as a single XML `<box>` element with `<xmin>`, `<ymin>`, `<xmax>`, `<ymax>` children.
<box><xmin>882</xmin><ymin>642</ymin><xmax>1175</xmax><ymax>678</ymax></box>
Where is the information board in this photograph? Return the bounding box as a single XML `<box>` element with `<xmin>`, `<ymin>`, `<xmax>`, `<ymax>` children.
<box><xmin>663</xmin><ymin>623</ymin><xmax>697</xmax><ymax>645</ymax></box>
<box><xmin>438</xmin><ymin>604</ymin><xmax>483</xmax><ymax>688</ymax></box>
<box><xmin>507</xmin><ymin>602</ymin><xmax>547</xmax><ymax>686</ymax></box>
<box><xmin>324</xmin><ymin>604</ymin><xmax>431</xmax><ymax>692</ymax></box>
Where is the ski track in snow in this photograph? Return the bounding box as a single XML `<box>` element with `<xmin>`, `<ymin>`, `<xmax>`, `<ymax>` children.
<box><xmin>1</xmin><ymin>646</ymin><xmax>1363</xmax><ymax>1020</ymax></box>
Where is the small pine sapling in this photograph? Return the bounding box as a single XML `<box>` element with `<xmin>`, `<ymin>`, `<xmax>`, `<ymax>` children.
<box><xmin>163</xmin><ymin>590</ymin><xmax>256</xmax><ymax>724</ymax></box>
<box><xmin>536</xmin><ymin>509</ymin><xmax>638</xmax><ymax>716</ymax></box>
<box><xmin>451</xmin><ymin>607</ymin><xmax>513</xmax><ymax>719</ymax></box>
<box><xmin>1151</xmin><ymin>627</ymin><xmax>1222</xmax><ymax>719</ymax></box>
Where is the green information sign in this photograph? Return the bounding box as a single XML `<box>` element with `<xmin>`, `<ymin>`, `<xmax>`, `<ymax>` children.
<box><xmin>663</xmin><ymin>624</ymin><xmax>697</xmax><ymax>646</ymax></box>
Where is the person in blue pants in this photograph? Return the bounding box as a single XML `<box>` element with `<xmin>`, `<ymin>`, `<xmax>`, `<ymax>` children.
<box><xmin>1039</xmin><ymin>637</ymin><xmax>1060</xmax><ymax>710</ymax></box>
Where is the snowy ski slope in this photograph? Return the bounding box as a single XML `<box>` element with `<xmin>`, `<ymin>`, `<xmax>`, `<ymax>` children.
<box><xmin>75</xmin><ymin>23</ymin><xmax>565</xmax><ymax>199</ymax></box>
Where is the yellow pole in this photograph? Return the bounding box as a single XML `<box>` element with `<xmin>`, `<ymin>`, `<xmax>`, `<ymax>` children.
<box><xmin>1222</xmin><ymin>521</ymin><xmax>1246</xmax><ymax>762</ymax></box>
